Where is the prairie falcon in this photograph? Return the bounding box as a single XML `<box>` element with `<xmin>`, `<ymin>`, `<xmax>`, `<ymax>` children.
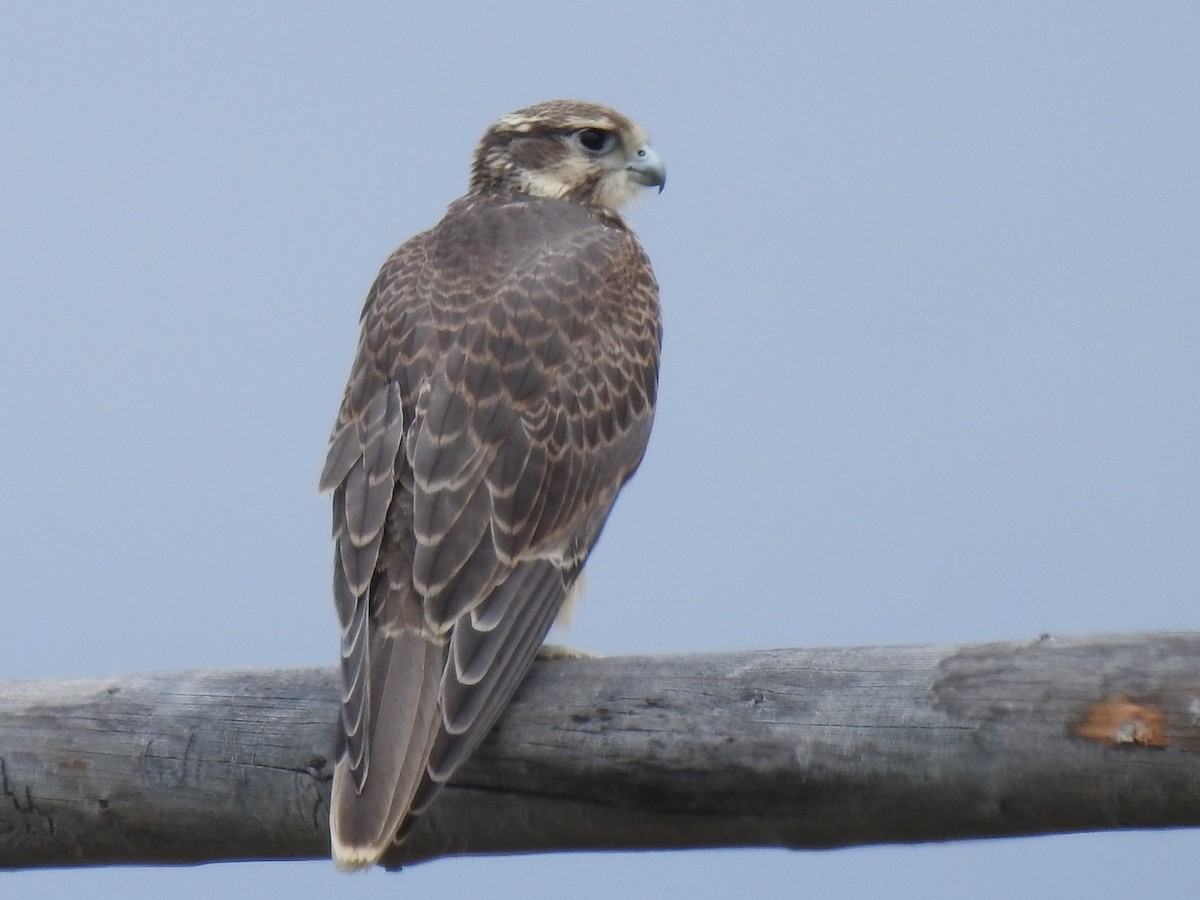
<box><xmin>319</xmin><ymin>99</ymin><xmax>665</xmax><ymax>869</ymax></box>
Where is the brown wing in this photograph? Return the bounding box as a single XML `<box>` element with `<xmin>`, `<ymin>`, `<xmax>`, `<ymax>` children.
<box><xmin>322</xmin><ymin>194</ymin><xmax>660</xmax><ymax>868</ymax></box>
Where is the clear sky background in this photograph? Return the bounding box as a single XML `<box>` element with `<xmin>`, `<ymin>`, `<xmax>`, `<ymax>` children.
<box><xmin>3</xmin><ymin>3</ymin><xmax>1199</xmax><ymax>898</ymax></box>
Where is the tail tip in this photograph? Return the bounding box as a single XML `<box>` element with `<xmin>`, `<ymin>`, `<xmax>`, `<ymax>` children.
<box><xmin>331</xmin><ymin>839</ymin><xmax>383</xmax><ymax>873</ymax></box>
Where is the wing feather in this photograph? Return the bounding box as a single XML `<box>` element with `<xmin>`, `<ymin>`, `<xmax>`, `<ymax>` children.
<box><xmin>453</xmin><ymin>562</ymin><xmax>554</xmax><ymax>683</ymax></box>
<box><xmin>433</xmin><ymin>564</ymin><xmax>566</xmax><ymax>755</ymax></box>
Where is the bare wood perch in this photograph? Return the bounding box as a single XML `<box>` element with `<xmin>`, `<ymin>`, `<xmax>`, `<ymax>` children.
<box><xmin>2</xmin><ymin>632</ymin><xmax>1200</xmax><ymax>870</ymax></box>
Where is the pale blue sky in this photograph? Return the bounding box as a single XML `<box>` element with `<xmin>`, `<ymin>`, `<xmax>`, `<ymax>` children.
<box><xmin>3</xmin><ymin>3</ymin><xmax>1199</xmax><ymax>897</ymax></box>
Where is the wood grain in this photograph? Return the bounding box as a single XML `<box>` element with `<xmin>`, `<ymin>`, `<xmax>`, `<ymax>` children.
<box><xmin>2</xmin><ymin>632</ymin><xmax>1199</xmax><ymax>870</ymax></box>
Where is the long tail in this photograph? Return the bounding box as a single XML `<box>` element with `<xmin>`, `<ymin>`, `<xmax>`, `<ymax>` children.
<box><xmin>329</xmin><ymin>629</ymin><xmax>443</xmax><ymax>871</ymax></box>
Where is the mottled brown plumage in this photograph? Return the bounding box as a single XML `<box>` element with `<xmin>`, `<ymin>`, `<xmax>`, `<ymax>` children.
<box><xmin>319</xmin><ymin>100</ymin><xmax>664</xmax><ymax>869</ymax></box>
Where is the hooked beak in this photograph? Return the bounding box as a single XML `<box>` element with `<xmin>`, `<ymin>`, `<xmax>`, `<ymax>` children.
<box><xmin>626</xmin><ymin>144</ymin><xmax>666</xmax><ymax>193</ymax></box>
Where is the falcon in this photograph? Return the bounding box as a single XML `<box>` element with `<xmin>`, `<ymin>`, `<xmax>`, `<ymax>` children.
<box><xmin>318</xmin><ymin>100</ymin><xmax>665</xmax><ymax>870</ymax></box>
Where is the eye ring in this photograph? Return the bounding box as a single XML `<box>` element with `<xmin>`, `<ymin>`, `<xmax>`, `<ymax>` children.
<box><xmin>574</xmin><ymin>128</ymin><xmax>618</xmax><ymax>155</ymax></box>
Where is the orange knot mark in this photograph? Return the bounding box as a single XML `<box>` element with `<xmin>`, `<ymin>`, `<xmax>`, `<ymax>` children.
<box><xmin>1075</xmin><ymin>695</ymin><xmax>1167</xmax><ymax>748</ymax></box>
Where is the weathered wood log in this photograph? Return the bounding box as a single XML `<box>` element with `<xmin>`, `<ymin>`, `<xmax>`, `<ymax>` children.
<box><xmin>2</xmin><ymin>632</ymin><xmax>1199</xmax><ymax>870</ymax></box>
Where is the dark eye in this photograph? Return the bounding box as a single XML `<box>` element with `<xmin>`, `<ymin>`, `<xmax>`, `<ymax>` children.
<box><xmin>575</xmin><ymin>128</ymin><xmax>617</xmax><ymax>155</ymax></box>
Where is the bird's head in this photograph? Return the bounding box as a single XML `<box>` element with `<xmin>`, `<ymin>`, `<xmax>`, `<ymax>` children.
<box><xmin>469</xmin><ymin>100</ymin><xmax>665</xmax><ymax>212</ymax></box>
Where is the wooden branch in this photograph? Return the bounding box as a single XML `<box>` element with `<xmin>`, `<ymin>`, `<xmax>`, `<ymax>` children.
<box><xmin>2</xmin><ymin>632</ymin><xmax>1200</xmax><ymax>870</ymax></box>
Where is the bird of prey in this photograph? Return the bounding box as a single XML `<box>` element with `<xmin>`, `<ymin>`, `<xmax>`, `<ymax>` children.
<box><xmin>318</xmin><ymin>99</ymin><xmax>665</xmax><ymax>870</ymax></box>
